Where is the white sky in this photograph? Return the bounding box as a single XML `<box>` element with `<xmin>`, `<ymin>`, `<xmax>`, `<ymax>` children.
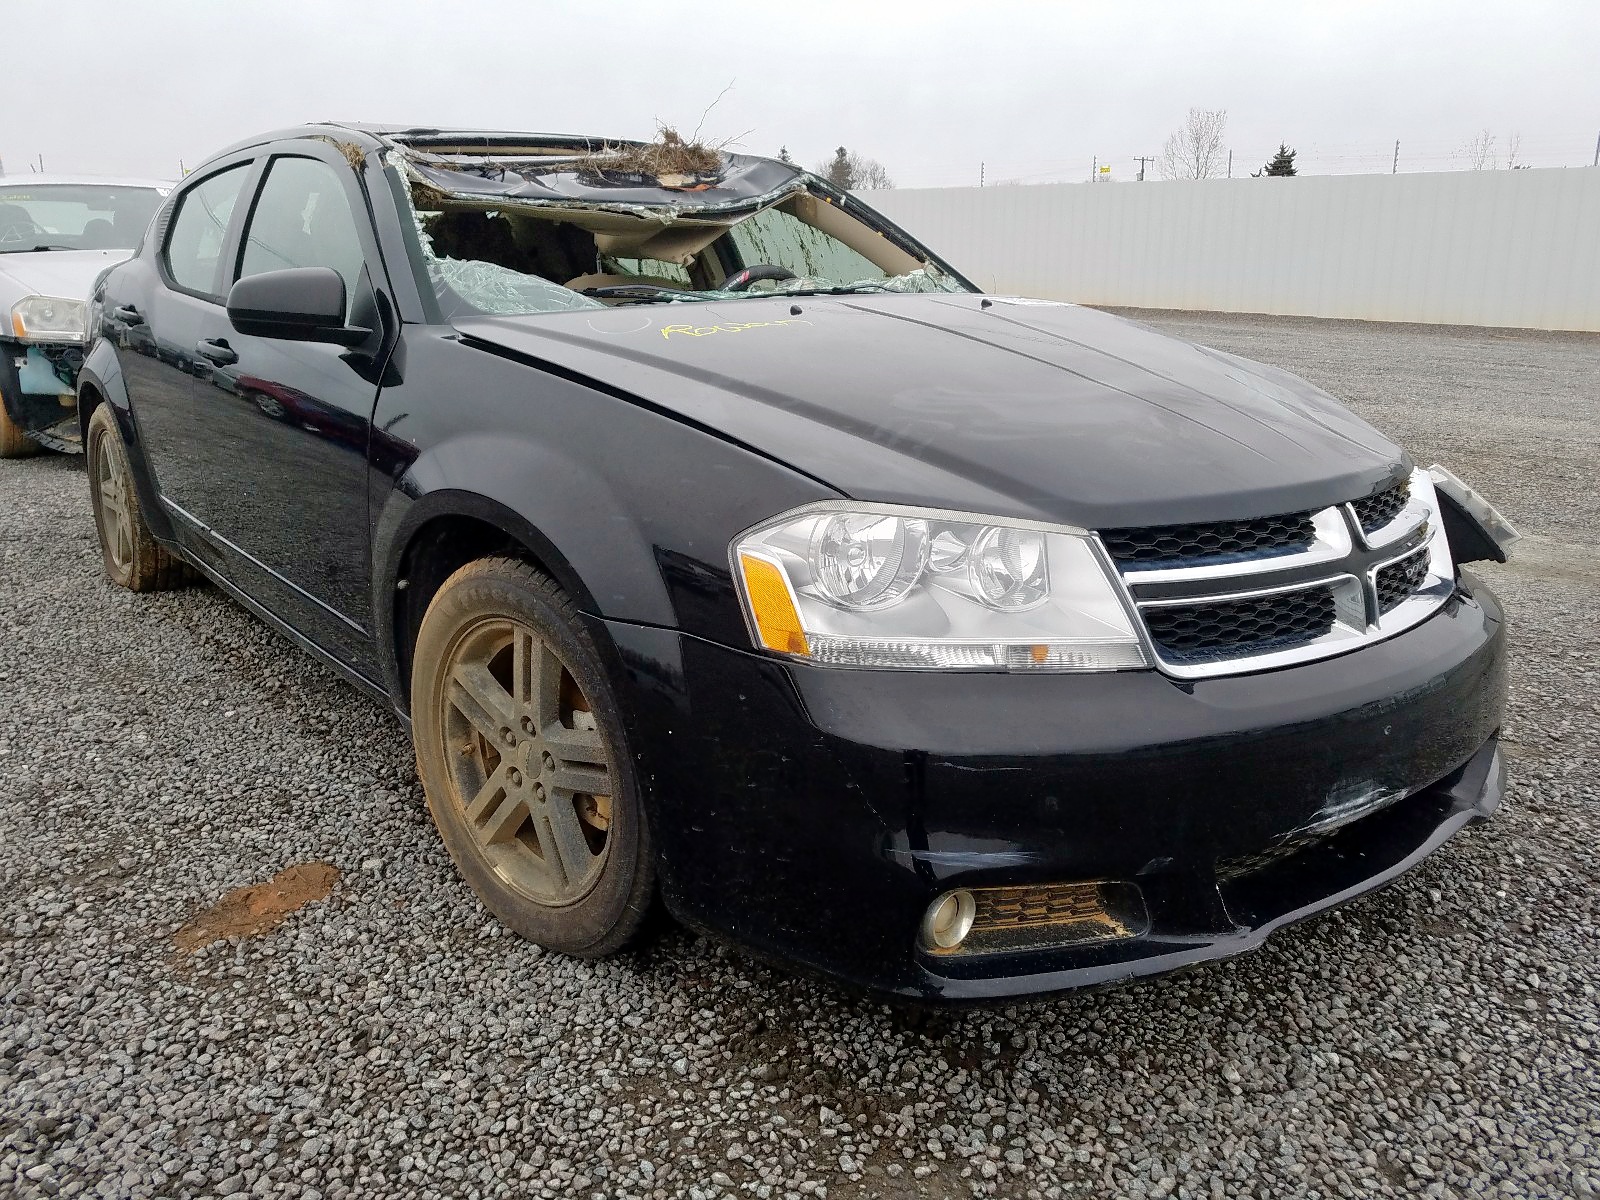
<box><xmin>4</xmin><ymin>0</ymin><xmax>1596</xmax><ymax>187</ymax></box>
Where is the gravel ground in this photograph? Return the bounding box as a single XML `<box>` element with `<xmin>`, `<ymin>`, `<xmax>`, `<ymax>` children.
<box><xmin>3</xmin><ymin>313</ymin><xmax>1598</xmax><ymax>1200</ymax></box>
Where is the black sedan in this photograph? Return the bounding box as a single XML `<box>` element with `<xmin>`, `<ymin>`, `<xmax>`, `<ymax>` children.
<box><xmin>79</xmin><ymin>123</ymin><xmax>1516</xmax><ymax>1003</ymax></box>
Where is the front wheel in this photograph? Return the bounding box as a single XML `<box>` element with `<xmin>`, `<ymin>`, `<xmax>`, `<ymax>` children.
<box><xmin>86</xmin><ymin>405</ymin><xmax>190</xmax><ymax>590</ymax></box>
<box><xmin>411</xmin><ymin>558</ymin><xmax>655</xmax><ymax>957</ymax></box>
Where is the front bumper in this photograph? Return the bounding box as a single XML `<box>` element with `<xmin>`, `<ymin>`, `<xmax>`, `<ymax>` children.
<box><xmin>1</xmin><ymin>337</ymin><xmax>83</xmax><ymax>451</ymax></box>
<box><xmin>596</xmin><ymin>571</ymin><xmax>1507</xmax><ymax>1003</ymax></box>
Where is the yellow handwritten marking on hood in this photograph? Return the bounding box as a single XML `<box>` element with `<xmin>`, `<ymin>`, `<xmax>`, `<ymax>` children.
<box><xmin>659</xmin><ymin>318</ymin><xmax>813</xmax><ymax>340</ymax></box>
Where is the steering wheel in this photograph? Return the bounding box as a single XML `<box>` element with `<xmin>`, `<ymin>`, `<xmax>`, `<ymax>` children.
<box><xmin>721</xmin><ymin>264</ymin><xmax>797</xmax><ymax>292</ymax></box>
<box><xmin>0</xmin><ymin>221</ymin><xmax>46</xmax><ymax>246</ymax></box>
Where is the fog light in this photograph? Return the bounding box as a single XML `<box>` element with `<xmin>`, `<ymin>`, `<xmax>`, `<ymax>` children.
<box><xmin>922</xmin><ymin>881</ymin><xmax>1150</xmax><ymax>957</ymax></box>
<box><xmin>922</xmin><ymin>889</ymin><xmax>976</xmax><ymax>950</ymax></box>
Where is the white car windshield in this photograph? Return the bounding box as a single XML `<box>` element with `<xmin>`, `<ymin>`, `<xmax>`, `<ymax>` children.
<box><xmin>0</xmin><ymin>185</ymin><xmax>165</xmax><ymax>253</ymax></box>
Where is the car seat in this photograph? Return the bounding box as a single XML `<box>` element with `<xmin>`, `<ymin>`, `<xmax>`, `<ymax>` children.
<box><xmin>80</xmin><ymin>218</ymin><xmax>116</xmax><ymax>249</ymax></box>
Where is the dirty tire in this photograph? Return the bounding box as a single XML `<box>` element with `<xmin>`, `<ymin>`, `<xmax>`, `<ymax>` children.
<box><xmin>412</xmin><ymin>557</ymin><xmax>655</xmax><ymax>958</ymax></box>
<box><xmin>86</xmin><ymin>405</ymin><xmax>190</xmax><ymax>591</ymax></box>
<box><xmin>0</xmin><ymin>395</ymin><xmax>41</xmax><ymax>457</ymax></box>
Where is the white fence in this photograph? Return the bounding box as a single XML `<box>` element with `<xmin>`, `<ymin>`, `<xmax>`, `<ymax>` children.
<box><xmin>865</xmin><ymin>168</ymin><xmax>1600</xmax><ymax>332</ymax></box>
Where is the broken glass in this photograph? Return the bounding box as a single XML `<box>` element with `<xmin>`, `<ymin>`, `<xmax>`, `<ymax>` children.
<box><xmin>382</xmin><ymin>141</ymin><xmax>973</xmax><ymax>317</ymax></box>
<box><xmin>427</xmin><ymin>257</ymin><xmax>602</xmax><ymax>316</ymax></box>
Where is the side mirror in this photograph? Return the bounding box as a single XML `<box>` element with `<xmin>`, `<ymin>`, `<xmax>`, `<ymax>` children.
<box><xmin>226</xmin><ymin>266</ymin><xmax>371</xmax><ymax>346</ymax></box>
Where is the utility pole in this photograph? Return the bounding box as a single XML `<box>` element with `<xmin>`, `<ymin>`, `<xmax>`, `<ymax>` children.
<box><xmin>1227</xmin><ymin>149</ymin><xmax>1232</xmax><ymax>178</ymax></box>
<box><xmin>1393</xmin><ymin>140</ymin><xmax>1399</xmax><ymax>174</ymax></box>
<box><xmin>979</xmin><ymin>161</ymin><xmax>984</xmax><ymax>187</ymax></box>
<box><xmin>1134</xmin><ymin>155</ymin><xmax>1153</xmax><ymax>181</ymax></box>
<box><xmin>1594</xmin><ymin>131</ymin><xmax>1599</xmax><ymax>167</ymax></box>
<box><xmin>1092</xmin><ymin>155</ymin><xmax>1097</xmax><ymax>182</ymax></box>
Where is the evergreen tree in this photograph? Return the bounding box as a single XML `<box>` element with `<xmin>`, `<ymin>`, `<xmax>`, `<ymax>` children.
<box><xmin>810</xmin><ymin>147</ymin><xmax>893</xmax><ymax>190</ymax></box>
<box><xmin>1257</xmin><ymin>143</ymin><xmax>1297</xmax><ymax>177</ymax></box>
<box><xmin>777</xmin><ymin>146</ymin><xmax>794</xmax><ymax>164</ymax></box>
<box><xmin>825</xmin><ymin>146</ymin><xmax>855</xmax><ymax>189</ymax></box>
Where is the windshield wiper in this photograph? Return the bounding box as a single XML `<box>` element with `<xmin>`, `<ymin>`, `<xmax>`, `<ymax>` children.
<box><xmin>580</xmin><ymin>284</ymin><xmax>714</xmax><ymax>305</ymax></box>
<box><xmin>769</xmin><ymin>283</ymin><xmax>892</xmax><ymax>297</ymax></box>
<box><xmin>0</xmin><ymin>244</ymin><xmax>76</xmax><ymax>253</ymax></box>
<box><xmin>581</xmin><ymin>281</ymin><xmax>896</xmax><ymax>305</ymax></box>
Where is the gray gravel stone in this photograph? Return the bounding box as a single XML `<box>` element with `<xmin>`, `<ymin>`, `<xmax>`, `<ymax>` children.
<box><xmin>2</xmin><ymin>313</ymin><xmax>1598</xmax><ymax>1200</ymax></box>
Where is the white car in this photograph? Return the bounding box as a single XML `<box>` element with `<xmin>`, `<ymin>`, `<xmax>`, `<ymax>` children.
<box><xmin>0</xmin><ymin>175</ymin><xmax>169</xmax><ymax>456</ymax></box>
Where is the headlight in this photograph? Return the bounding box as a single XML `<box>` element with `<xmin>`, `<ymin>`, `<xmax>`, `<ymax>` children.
<box><xmin>11</xmin><ymin>295</ymin><xmax>88</xmax><ymax>343</ymax></box>
<box><xmin>732</xmin><ymin>503</ymin><xmax>1148</xmax><ymax>671</ymax></box>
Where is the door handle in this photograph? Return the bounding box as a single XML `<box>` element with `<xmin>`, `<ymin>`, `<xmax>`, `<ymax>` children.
<box><xmin>111</xmin><ymin>304</ymin><xmax>143</xmax><ymax>324</ymax></box>
<box><xmin>195</xmin><ymin>338</ymin><xmax>238</xmax><ymax>366</ymax></box>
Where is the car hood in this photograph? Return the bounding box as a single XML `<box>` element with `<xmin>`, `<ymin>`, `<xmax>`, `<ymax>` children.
<box><xmin>454</xmin><ymin>294</ymin><xmax>1408</xmax><ymax>529</ymax></box>
<box><xmin>0</xmin><ymin>249</ymin><xmax>130</xmax><ymax>305</ymax></box>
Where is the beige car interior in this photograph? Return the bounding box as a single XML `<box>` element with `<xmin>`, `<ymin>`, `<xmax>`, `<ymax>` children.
<box><xmin>416</xmin><ymin>188</ymin><xmax>924</xmax><ymax>303</ymax></box>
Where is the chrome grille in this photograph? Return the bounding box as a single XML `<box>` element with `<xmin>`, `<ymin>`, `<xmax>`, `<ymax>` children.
<box><xmin>1375</xmin><ymin>546</ymin><xmax>1430</xmax><ymax>614</ymax></box>
<box><xmin>1101</xmin><ymin>511</ymin><xmax>1316</xmax><ymax>568</ymax></box>
<box><xmin>972</xmin><ymin>883</ymin><xmax>1119</xmax><ymax>929</ymax></box>
<box><xmin>1144</xmin><ymin>586</ymin><xmax>1337</xmax><ymax>663</ymax></box>
<box><xmin>1351</xmin><ymin>479</ymin><xmax>1410</xmax><ymax>535</ymax></box>
<box><xmin>1101</xmin><ymin>468</ymin><xmax>1454</xmax><ymax>679</ymax></box>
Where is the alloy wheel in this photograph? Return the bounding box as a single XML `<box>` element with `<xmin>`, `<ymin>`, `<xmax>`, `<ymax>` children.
<box><xmin>436</xmin><ymin>617</ymin><xmax>614</xmax><ymax>906</ymax></box>
<box><xmin>97</xmin><ymin>446</ymin><xmax>133</xmax><ymax>573</ymax></box>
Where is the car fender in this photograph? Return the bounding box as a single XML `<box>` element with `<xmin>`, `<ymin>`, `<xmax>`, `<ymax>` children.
<box><xmin>372</xmin><ymin>431</ymin><xmax>670</xmax><ymax>695</ymax></box>
<box><xmin>77</xmin><ymin>338</ymin><xmax>178</xmax><ymax>543</ymax></box>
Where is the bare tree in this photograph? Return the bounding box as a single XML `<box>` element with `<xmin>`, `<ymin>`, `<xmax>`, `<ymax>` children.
<box><xmin>850</xmin><ymin>154</ymin><xmax>894</xmax><ymax>190</ymax></box>
<box><xmin>813</xmin><ymin>148</ymin><xmax>895</xmax><ymax>190</ymax></box>
<box><xmin>1459</xmin><ymin>129</ymin><xmax>1498</xmax><ymax>170</ymax></box>
<box><xmin>1505</xmin><ymin>132</ymin><xmax>1524</xmax><ymax>169</ymax></box>
<box><xmin>1158</xmin><ymin>108</ymin><xmax>1229</xmax><ymax>180</ymax></box>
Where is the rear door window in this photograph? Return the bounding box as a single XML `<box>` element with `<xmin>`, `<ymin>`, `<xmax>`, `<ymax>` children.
<box><xmin>163</xmin><ymin>165</ymin><xmax>251</xmax><ymax>298</ymax></box>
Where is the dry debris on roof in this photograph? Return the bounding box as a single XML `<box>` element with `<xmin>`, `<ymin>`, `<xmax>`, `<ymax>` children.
<box><xmin>392</xmin><ymin>121</ymin><xmax>800</xmax><ymax>227</ymax></box>
<box><xmin>575</xmin><ymin>127</ymin><xmax>725</xmax><ymax>188</ymax></box>
<box><xmin>314</xmin><ymin>135</ymin><xmax>368</xmax><ymax>172</ymax></box>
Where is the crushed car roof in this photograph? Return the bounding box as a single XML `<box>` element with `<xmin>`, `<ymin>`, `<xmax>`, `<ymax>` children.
<box><xmin>224</xmin><ymin>123</ymin><xmax>813</xmax><ymax>222</ymax></box>
<box><xmin>380</xmin><ymin>127</ymin><xmax>803</xmax><ymax>219</ymax></box>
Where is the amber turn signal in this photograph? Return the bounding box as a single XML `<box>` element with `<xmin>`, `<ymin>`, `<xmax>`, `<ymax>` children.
<box><xmin>738</xmin><ymin>552</ymin><xmax>811</xmax><ymax>656</ymax></box>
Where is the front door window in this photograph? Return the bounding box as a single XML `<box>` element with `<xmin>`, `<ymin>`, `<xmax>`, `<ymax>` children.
<box><xmin>237</xmin><ymin>156</ymin><xmax>366</xmax><ymax>308</ymax></box>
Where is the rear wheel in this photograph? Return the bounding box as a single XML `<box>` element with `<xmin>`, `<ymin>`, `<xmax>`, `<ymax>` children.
<box><xmin>86</xmin><ymin>405</ymin><xmax>190</xmax><ymax>591</ymax></box>
<box><xmin>411</xmin><ymin>557</ymin><xmax>654</xmax><ymax>957</ymax></box>
<box><xmin>0</xmin><ymin>396</ymin><xmax>41</xmax><ymax>458</ymax></box>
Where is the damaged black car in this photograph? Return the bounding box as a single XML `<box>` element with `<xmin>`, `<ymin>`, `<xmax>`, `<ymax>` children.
<box><xmin>79</xmin><ymin>124</ymin><xmax>1517</xmax><ymax>1002</ymax></box>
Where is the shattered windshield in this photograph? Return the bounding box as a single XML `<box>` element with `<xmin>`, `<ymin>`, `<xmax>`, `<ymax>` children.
<box><xmin>582</xmin><ymin>203</ymin><xmax>965</xmax><ymax>304</ymax></box>
<box><xmin>0</xmin><ymin>184</ymin><xmax>165</xmax><ymax>252</ymax></box>
<box><xmin>391</xmin><ymin>142</ymin><xmax>970</xmax><ymax>318</ymax></box>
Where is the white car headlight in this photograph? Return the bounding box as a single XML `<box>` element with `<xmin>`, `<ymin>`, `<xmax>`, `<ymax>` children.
<box><xmin>11</xmin><ymin>295</ymin><xmax>88</xmax><ymax>344</ymax></box>
<box><xmin>732</xmin><ymin>503</ymin><xmax>1149</xmax><ymax>671</ymax></box>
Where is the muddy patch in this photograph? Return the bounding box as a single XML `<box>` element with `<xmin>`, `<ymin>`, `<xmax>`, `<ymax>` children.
<box><xmin>173</xmin><ymin>862</ymin><xmax>339</xmax><ymax>952</ymax></box>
